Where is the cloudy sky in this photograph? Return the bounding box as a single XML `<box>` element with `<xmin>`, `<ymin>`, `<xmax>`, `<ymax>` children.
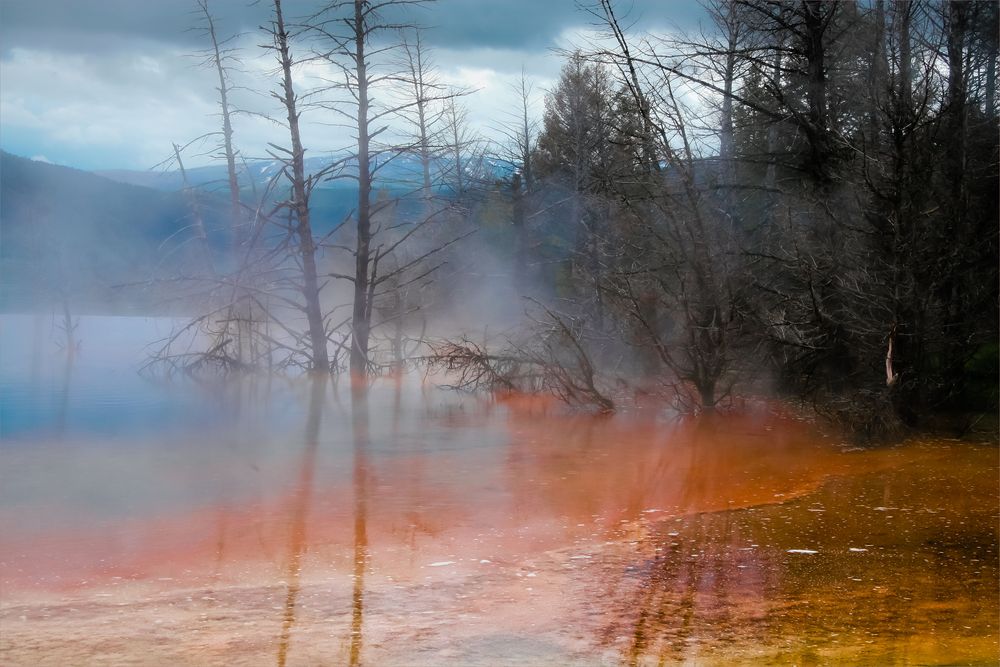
<box><xmin>0</xmin><ymin>0</ymin><xmax>707</xmax><ymax>171</ymax></box>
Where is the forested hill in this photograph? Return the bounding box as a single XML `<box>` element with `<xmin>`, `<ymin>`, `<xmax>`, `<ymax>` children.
<box><xmin>0</xmin><ymin>150</ymin><xmax>494</xmax><ymax>311</ymax></box>
<box><xmin>0</xmin><ymin>151</ymin><xmax>228</xmax><ymax>310</ymax></box>
<box><xmin>97</xmin><ymin>153</ymin><xmax>511</xmax><ymax>194</ymax></box>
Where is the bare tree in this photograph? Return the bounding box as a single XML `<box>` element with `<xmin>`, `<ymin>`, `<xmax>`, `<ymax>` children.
<box><xmin>575</xmin><ymin>0</ymin><xmax>755</xmax><ymax>409</ymax></box>
<box><xmin>170</xmin><ymin>140</ymin><xmax>216</xmax><ymax>277</ymax></box>
<box><xmin>493</xmin><ymin>68</ymin><xmax>540</xmax><ymax>291</ymax></box>
<box><xmin>441</xmin><ymin>96</ymin><xmax>485</xmax><ymax>197</ymax></box>
<box><xmin>425</xmin><ymin>302</ymin><xmax>615</xmax><ymax>414</ymax></box>
<box><xmin>495</xmin><ymin>68</ymin><xmax>539</xmax><ymax>193</ymax></box>
<box><xmin>303</xmin><ymin>0</ymin><xmax>479</xmax><ymax>381</ymax></box>
<box><xmin>194</xmin><ymin>0</ymin><xmax>243</xmax><ymax>245</ymax></box>
<box><xmin>307</xmin><ymin>0</ymin><xmax>431</xmax><ymax>378</ymax></box>
<box><xmin>262</xmin><ymin>0</ymin><xmax>330</xmax><ymax>371</ymax></box>
<box><xmin>397</xmin><ymin>29</ymin><xmax>446</xmax><ymax>200</ymax></box>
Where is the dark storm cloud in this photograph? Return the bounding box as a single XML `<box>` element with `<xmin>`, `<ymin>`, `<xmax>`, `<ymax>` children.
<box><xmin>0</xmin><ymin>0</ymin><xmax>709</xmax><ymax>169</ymax></box>
<box><xmin>415</xmin><ymin>1</ymin><xmax>704</xmax><ymax>49</ymax></box>
<box><xmin>0</xmin><ymin>0</ymin><xmax>267</xmax><ymax>54</ymax></box>
<box><xmin>0</xmin><ymin>0</ymin><xmax>705</xmax><ymax>54</ymax></box>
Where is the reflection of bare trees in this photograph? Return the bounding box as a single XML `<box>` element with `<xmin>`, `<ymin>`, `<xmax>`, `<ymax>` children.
<box><xmin>214</xmin><ymin>376</ymin><xmax>274</xmax><ymax>582</ymax></box>
<box><xmin>616</xmin><ymin>481</ymin><xmax>769</xmax><ymax>665</ymax></box>
<box><xmin>593</xmin><ymin>420</ymin><xmax>987</xmax><ymax>665</ymax></box>
<box><xmin>348</xmin><ymin>384</ymin><xmax>370</xmax><ymax>667</ymax></box>
<box><xmin>276</xmin><ymin>377</ymin><xmax>326</xmax><ymax>667</ymax></box>
<box><xmin>606</xmin><ymin>504</ymin><xmax>776</xmax><ymax>664</ymax></box>
<box><xmin>48</xmin><ymin>311</ymin><xmax>79</xmax><ymax>436</ymax></box>
<box><xmin>54</xmin><ymin>335</ymin><xmax>76</xmax><ymax>437</ymax></box>
<box><xmin>501</xmin><ymin>409</ymin><xmax>841</xmax><ymax>530</ymax></box>
<box><xmin>426</xmin><ymin>302</ymin><xmax>615</xmax><ymax>413</ymax></box>
<box><xmin>497</xmin><ymin>410</ymin><xmax>851</xmax><ymax>663</ymax></box>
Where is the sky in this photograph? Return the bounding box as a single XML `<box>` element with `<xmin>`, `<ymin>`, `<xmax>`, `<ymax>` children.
<box><xmin>0</xmin><ymin>0</ymin><xmax>707</xmax><ymax>171</ymax></box>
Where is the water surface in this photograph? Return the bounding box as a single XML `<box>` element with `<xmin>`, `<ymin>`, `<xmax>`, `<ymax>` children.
<box><xmin>1</xmin><ymin>315</ymin><xmax>997</xmax><ymax>665</ymax></box>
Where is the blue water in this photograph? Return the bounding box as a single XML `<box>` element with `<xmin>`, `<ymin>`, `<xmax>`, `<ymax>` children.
<box><xmin>0</xmin><ymin>313</ymin><xmax>506</xmax><ymax>524</ymax></box>
<box><xmin>0</xmin><ymin>314</ymin><xmax>228</xmax><ymax>440</ymax></box>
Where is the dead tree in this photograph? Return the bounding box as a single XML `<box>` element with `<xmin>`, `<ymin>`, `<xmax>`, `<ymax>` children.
<box><xmin>170</xmin><ymin>140</ymin><xmax>216</xmax><ymax>276</ymax></box>
<box><xmin>425</xmin><ymin>302</ymin><xmax>615</xmax><ymax>414</ymax></box>
<box><xmin>397</xmin><ymin>29</ymin><xmax>447</xmax><ymax>200</ymax></box>
<box><xmin>308</xmin><ymin>0</ymin><xmax>419</xmax><ymax>377</ymax></box>
<box><xmin>494</xmin><ymin>69</ymin><xmax>540</xmax><ymax>290</ymax></box>
<box><xmin>586</xmin><ymin>0</ymin><xmax>752</xmax><ymax>409</ymax></box>
<box><xmin>194</xmin><ymin>0</ymin><xmax>243</xmax><ymax>246</ymax></box>
<box><xmin>308</xmin><ymin>0</ymin><xmax>480</xmax><ymax>380</ymax></box>
<box><xmin>263</xmin><ymin>0</ymin><xmax>330</xmax><ymax>371</ymax></box>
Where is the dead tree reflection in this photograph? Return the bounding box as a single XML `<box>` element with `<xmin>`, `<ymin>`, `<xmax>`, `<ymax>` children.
<box><xmin>276</xmin><ymin>377</ymin><xmax>327</xmax><ymax>667</ymax></box>
<box><xmin>349</xmin><ymin>383</ymin><xmax>370</xmax><ymax>667</ymax></box>
<box><xmin>54</xmin><ymin>335</ymin><xmax>75</xmax><ymax>438</ymax></box>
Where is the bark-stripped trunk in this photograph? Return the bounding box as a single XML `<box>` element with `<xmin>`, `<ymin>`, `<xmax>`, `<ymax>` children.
<box><xmin>173</xmin><ymin>142</ymin><xmax>216</xmax><ymax>276</ymax></box>
<box><xmin>405</xmin><ymin>33</ymin><xmax>433</xmax><ymax>199</ymax></box>
<box><xmin>512</xmin><ymin>173</ymin><xmax>527</xmax><ymax>292</ymax></box>
<box><xmin>718</xmin><ymin>4</ymin><xmax>740</xmax><ymax>214</ymax></box>
<box><xmin>349</xmin><ymin>383</ymin><xmax>369</xmax><ymax>665</ymax></box>
<box><xmin>350</xmin><ymin>0</ymin><xmax>373</xmax><ymax>378</ymax></box>
<box><xmin>447</xmin><ymin>100</ymin><xmax>465</xmax><ymax>195</ymax></box>
<box><xmin>274</xmin><ymin>0</ymin><xmax>329</xmax><ymax>372</ymax></box>
<box><xmin>201</xmin><ymin>0</ymin><xmax>242</xmax><ymax>247</ymax></box>
<box><xmin>519</xmin><ymin>76</ymin><xmax>534</xmax><ymax>192</ymax></box>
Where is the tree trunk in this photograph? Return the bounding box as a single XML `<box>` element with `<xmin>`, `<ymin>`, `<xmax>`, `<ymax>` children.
<box><xmin>802</xmin><ymin>0</ymin><xmax>830</xmax><ymax>182</ymax></box>
<box><xmin>986</xmin><ymin>2</ymin><xmax>997</xmax><ymax>117</ymax></box>
<box><xmin>719</xmin><ymin>24</ymin><xmax>737</xmax><ymax>162</ymax></box>
<box><xmin>699</xmin><ymin>380</ymin><xmax>717</xmax><ymax>411</ymax></box>
<box><xmin>408</xmin><ymin>34</ymin><xmax>433</xmax><ymax>200</ymax></box>
<box><xmin>517</xmin><ymin>70</ymin><xmax>534</xmax><ymax>193</ymax></box>
<box><xmin>511</xmin><ymin>173</ymin><xmax>527</xmax><ymax>293</ymax></box>
<box><xmin>172</xmin><ymin>143</ymin><xmax>215</xmax><ymax>276</ymax></box>
<box><xmin>946</xmin><ymin>0</ymin><xmax>969</xmax><ymax>205</ymax></box>
<box><xmin>867</xmin><ymin>0</ymin><xmax>886</xmax><ymax>152</ymax></box>
<box><xmin>449</xmin><ymin>102</ymin><xmax>465</xmax><ymax>195</ymax></box>
<box><xmin>719</xmin><ymin>7</ymin><xmax>739</xmax><ymax>213</ymax></box>
<box><xmin>203</xmin><ymin>1</ymin><xmax>242</xmax><ymax>249</ymax></box>
<box><xmin>350</xmin><ymin>0</ymin><xmax>373</xmax><ymax>378</ymax></box>
<box><xmin>274</xmin><ymin>0</ymin><xmax>329</xmax><ymax>372</ymax></box>
<box><xmin>897</xmin><ymin>0</ymin><xmax>912</xmax><ymax>106</ymax></box>
<box><xmin>765</xmin><ymin>43</ymin><xmax>782</xmax><ymax>191</ymax></box>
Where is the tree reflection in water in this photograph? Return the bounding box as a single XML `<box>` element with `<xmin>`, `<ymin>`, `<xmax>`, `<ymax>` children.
<box><xmin>276</xmin><ymin>377</ymin><xmax>326</xmax><ymax>667</ymax></box>
<box><xmin>349</xmin><ymin>381</ymin><xmax>370</xmax><ymax>667</ymax></box>
<box><xmin>0</xmin><ymin>371</ymin><xmax>994</xmax><ymax>666</ymax></box>
<box><xmin>275</xmin><ymin>377</ymin><xmax>370</xmax><ymax>667</ymax></box>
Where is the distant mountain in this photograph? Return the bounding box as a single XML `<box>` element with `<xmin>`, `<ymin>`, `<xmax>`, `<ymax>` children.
<box><xmin>95</xmin><ymin>150</ymin><xmax>515</xmax><ymax>241</ymax></box>
<box><xmin>1</xmin><ymin>152</ymin><xmax>228</xmax><ymax>310</ymax></box>
<box><xmin>97</xmin><ymin>158</ymin><xmax>314</xmax><ymax>193</ymax></box>
<box><xmin>1</xmin><ymin>149</ymin><xmax>512</xmax><ymax>312</ymax></box>
<box><xmin>98</xmin><ymin>151</ymin><xmax>513</xmax><ymax>194</ymax></box>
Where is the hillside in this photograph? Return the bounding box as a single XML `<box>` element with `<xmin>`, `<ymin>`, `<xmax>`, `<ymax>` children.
<box><xmin>0</xmin><ymin>152</ymin><xmax>229</xmax><ymax>310</ymax></box>
<box><xmin>96</xmin><ymin>152</ymin><xmax>511</xmax><ymax>194</ymax></box>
